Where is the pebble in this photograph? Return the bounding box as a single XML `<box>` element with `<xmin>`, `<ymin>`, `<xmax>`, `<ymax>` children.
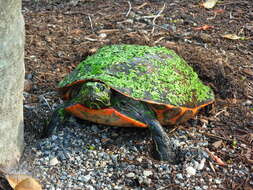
<box><xmin>197</xmin><ymin>158</ymin><xmax>206</xmax><ymax>170</ymax></box>
<box><xmin>214</xmin><ymin>178</ymin><xmax>222</xmax><ymax>184</ymax></box>
<box><xmin>49</xmin><ymin>157</ymin><xmax>59</xmax><ymax>166</ymax></box>
<box><xmin>21</xmin><ymin>117</ymin><xmax>251</xmax><ymax>190</ymax></box>
<box><xmin>126</xmin><ymin>172</ymin><xmax>135</xmax><ymax>178</ymax></box>
<box><xmin>243</xmin><ymin>100</ymin><xmax>252</xmax><ymax>106</ymax></box>
<box><xmin>143</xmin><ymin>177</ymin><xmax>152</xmax><ymax>185</ymax></box>
<box><xmin>83</xmin><ymin>174</ymin><xmax>91</xmax><ymax>182</ymax></box>
<box><xmin>143</xmin><ymin>170</ymin><xmax>153</xmax><ymax>177</ymax></box>
<box><xmin>136</xmin><ymin>157</ymin><xmax>143</xmax><ymax>162</ymax></box>
<box><xmin>98</xmin><ymin>33</ymin><xmax>107</xmax><ymax>39</ymax></box>
<box><xmin>176</xmin><ymin>173</ymin><xmax>184</xmax><ymax>180</ymax></box>
<box><xmin>186</xmin><ymin>166</ymin><xmax>196</xmax><ymax>177</ymax></box>
<box><xmin>86</xmin><ymin>185</ymin><xmax>95</xmax><ymax>190</ymax></box>
<box><xmin>195</xmin><ymin>186</ymin><xmax>202</xmax><ymax>190</ymax></box>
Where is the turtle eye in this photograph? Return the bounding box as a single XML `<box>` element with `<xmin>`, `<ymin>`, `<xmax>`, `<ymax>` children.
<box><xmin>96</xmin><ymin>83</ymin><xmax>105</xmax><ymax>91</ymax></box>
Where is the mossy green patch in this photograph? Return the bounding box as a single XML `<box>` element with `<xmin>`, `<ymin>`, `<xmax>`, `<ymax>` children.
<box><xmin>59</xmin><ymin>44</ymin><xmax>214</xmax><ymax>107</ymax></box>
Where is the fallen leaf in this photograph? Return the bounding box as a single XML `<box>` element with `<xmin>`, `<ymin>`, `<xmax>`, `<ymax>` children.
<box><xmin>202</xmin><ymin>0</ymin><xmax>218</xmax><ymax>9</ymax></box>
<box><xmin>212</xmin><ymin>140</ymin><xmax>223</xmax><ymax>148</ymax></box>
<box><xmin>6</xmin><ymin>174</ymin><xmax>42</xmax><ymax>190</ymax></box>
<box><xmin>194</xmin><ymin>25</ymin><xmax>214</xmax><ymax>30</ymax></box>
<box><xmin>222</xmin><ymin>34</ymin><xmax>243</xmax><ymax>40</ymax></box>
<box><xmin>6</xmin><ymin>174</ymin><xmax>30</xmax><ymax>188</ymax></box>
<box><xmin>241</xmin><ymin>133</ymin><xmax>253</xmax><ymax>144</ymax></box>
<box><xmin>245</xmin><ymin>148</ymin><xmax>253</xmax><ymax>165</ymax></box>
<box><xmin>212</xmin><ymin>154</ymin><xmax>226</xmax><ymax>166</ymax></box>
<box><xmin>205</xmin><ymin>149</ymin><xmax>226</xmax><ymax>166</ymax></box>
<box><xmin>243</xmin><ymin>69</ymin><xmax>253</xmax><ymax>76</ymax></box>
<box><xmin>14</xmin><ymin>178</ymin><xmax>42</xmax><ymax>190</ymax></box>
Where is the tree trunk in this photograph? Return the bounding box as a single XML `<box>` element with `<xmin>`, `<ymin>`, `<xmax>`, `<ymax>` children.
<box><xmin>0</xmin><ymin>0</ymin><xmax>24</xmax><ymax>168</ymax></box>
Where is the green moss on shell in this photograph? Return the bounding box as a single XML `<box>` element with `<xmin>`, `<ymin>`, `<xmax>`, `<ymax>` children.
<box><xmin>59</xmin><ymin>45</ymin><xmax>214</xmax><ymax>107</ymax></box>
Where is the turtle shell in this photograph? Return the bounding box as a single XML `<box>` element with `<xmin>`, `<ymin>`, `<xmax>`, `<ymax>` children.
<box><xmin>58</xmin><ymin>45</ymin><xmax>214</xmax><ymax>126</ymax></box>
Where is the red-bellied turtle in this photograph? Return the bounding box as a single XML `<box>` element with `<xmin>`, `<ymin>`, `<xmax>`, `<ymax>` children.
<box><xmin>44</xmin><ymin>45</ymin><xmax>214</xmax><ymax>162</ymax></box>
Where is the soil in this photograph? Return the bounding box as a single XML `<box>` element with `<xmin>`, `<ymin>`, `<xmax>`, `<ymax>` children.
<box><xmin>1</xmin><ymin>0</ymin><xmax>253</xmax><ymax>189</ymax></box>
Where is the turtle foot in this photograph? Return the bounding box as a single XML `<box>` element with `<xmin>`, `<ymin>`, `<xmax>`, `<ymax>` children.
<box><xmin>41</xmin><ymin>106</ymin><xmax>70</xmax><ymax>138</ymax></box>
<box><xmin>41</xmin><ymin>110</ymin><xmax>62</xmax><ymax>138</ymax></box>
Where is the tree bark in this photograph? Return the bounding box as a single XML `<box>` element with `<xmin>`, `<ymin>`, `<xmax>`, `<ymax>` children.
<box><xmin>0</xmin><ymin>0</ymin><xmax>24</xmax><ymax>168</ymax></box>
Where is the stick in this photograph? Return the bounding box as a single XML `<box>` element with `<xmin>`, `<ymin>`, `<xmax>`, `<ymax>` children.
<box><xmin>88</xmin><ymin>15</ymin><xmax>94</xmax><ymax>33</ymax></box>
<box><xmin>152</xmin><ymin>3</ymin><xmax>166</xmax><ymax>34</ymax></box>
<box><xmin>126</xmin><ymin>1</ymin><xmax>132</xmax><ymax>17</ymax></box>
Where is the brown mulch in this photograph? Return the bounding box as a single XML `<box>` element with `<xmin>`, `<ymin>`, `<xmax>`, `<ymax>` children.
<box><xmin>1</xmin><ymin>0</ymin><xmax>253</xmax><ymax>189</ymax></box>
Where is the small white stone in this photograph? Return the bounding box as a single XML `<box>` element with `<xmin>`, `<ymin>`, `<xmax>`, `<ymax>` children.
<box><xmin>176</xmin><ymin>173</ymin><xmax>184</xmax><ymax>179</ymax></box>
<box><xmin>186</xmin><ymin>166</ymin><xmax>196</xmax><ymax>177</ymax></box>
<box><xmin>86</xmin><ymin>185</ymin><xmax>94</xmax><ymax>190</ymax></box>
<box><xmin>143</xmin><ymin>170</ymin><xmax>153</xmax><ymax>177</ymax></box>
<box><xmin>83</xmin><ymin>174</ymin><xmax>91</xmax><ymax>182</ymax></box>
<box><xmin>126</xmin><ymin>172</ymin><xmax>135</xmax><ymax>178</ymax></box>
<box><xmin>197</xmin><ymin>158</ymin><xmax>206</xmax><ymax>170</ymax></box>
<box><xmin>99</xmin><ymin>33</ymin><xmax>107</xmax><ymax>39</ymax></box>
<box><xmin>137</xmin><ymin>157</ymin><xmax>143</xmax><ymax>162</ymax></box>
<box><xmin>49</xmin><ymin>157</ymin><xmax>59</xmax><ymax>166</ymax></box>
<box><xmin>214</xmin><ymin>178</ymin><xmax>222</xmax><ymax>184</ymax></box>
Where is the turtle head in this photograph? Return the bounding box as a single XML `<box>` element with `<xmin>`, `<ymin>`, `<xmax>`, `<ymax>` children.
<box><xmin>76</xmin><ymin>81</ymin><xmax>111</xmax><ymax>109</ymax></box>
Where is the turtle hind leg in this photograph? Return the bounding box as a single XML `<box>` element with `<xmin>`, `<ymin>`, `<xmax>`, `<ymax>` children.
<box><xmin>146</xmin><ymin>119</ymin><xmax>181</xmax><ymax>163</ymax></box>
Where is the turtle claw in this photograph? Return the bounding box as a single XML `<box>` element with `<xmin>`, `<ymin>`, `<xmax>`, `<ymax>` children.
<box><xmin>42</xmin><ymin>103</ymin><xmax>73</xmax><ymax>138</ymax></box>
<box><xmin>41</xmin><ymin>109</ymin><xmax>63</xmax><ymax>138</ymax></box>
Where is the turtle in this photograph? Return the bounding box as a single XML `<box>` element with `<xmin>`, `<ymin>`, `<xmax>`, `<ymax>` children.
<box><xmin>44</xmin><ymin>44</ymin><xmax>214</xmax><ymax>162</ymax></box>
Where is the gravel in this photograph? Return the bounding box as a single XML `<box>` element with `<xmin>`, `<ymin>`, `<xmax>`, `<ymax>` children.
<box><xmin>20</xmin><ymin>118</ymin><xmax>252</xmax><ymax>190</ymax></box>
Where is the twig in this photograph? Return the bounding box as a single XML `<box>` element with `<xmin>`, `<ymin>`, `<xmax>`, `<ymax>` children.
<box><xmin>152</xmin><ymin>23</ymin><xmax>170</xmax><ymax>32</ymax></box>
<box><xmin>157</xmin><ymin>184</ymin><xmax>181</xmax><ymax>190</ymax></box>
<box><xmin>203</xmin><ymin>132</ymin><xmax>232</xmax><ymax>142</ymax></box>
<box><xmin>214</xmin><ymin>109</ymin><xmax>227</xmax><ymax>118</ymax></box>
<box><xmin>39</xmin><ymin>95</ymin><xmax>52</xmax><ymax>110</ymax></box>
<box><xmin>88</xmin><ymin>15</ymin><xmax>94</xmax><ymax>33</ymax></box>
<box><xmin>97</xmin><ymin>29</ymin><xmax>120</xmax><ymax>34</ymax></box>
<box><xmin>154</xmin><ymin>36</ymin><xmax>165</xmax><ymax>44</ymax></box>
<box><xmin>152</xmin><ymin>3</ymin><xmax>166</xmax><ymax>34</ymax></box>
<box><xmin>218</xmin><ymin>1</ymin><xmax>248</xmax><ymax>5</ymax></box>
<box><xmin>84</xmin><ymin>37</ymin><xmax>98</xmax><ymax>42</ymax></box>
<box><xmin>135</xmin><ymin>2</ymin><xmax>148</xmax><ymax>10</ymax></box>
<box><xmin>126</xmin><ymin>1</ymin><xmax>132</xmax><ymax>17</ymax></box>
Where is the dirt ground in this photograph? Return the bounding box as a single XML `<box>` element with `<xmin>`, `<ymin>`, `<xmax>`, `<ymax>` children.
<box><xmin>1</xmin><ymin>0</ymin><xmax>253</xmax><ymax>189</ymax></box>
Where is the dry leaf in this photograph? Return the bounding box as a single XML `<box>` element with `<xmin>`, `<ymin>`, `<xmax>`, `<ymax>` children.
<box><xmin>194</xmin><ymin>25</ymin><xmax>214</xmax><ymax>30</ymax></box>
<box><xmin>6</xmin><ymin>174</ymin><xmax>42</xmax><ymax>190</ymax></box>
<box><xmin>14</xmin><ymin>178</ymin><xmax>42</xmax><ymax>190</ymax></box>
<box><xmin>212</xmin><ymin>154</ymin><xmax>226</xmax><ymax>166</ymax></box>
<box><xmin>203</xmin><ymin>0</ymin><xmax>218</xmax><ymax>9</ymax></box>
<box><xmin>243</xmin><ymin>69</ymin><xmax>253</xmax><ymax>76</ymax></box>
<box><xmin>205</xmin><ymin>149</ymin><xmax>226</xmax><ymax>166</ymax></box>
<box><xmin>222</xmin><ymin>34</ymin><xmax>242</xmax><ymax>40</ymax></box>
<box><xmin>6</xmin><ymin>174</ymin><xmax>30</xmax><ymax>188</ymax></box>
<box><xmin>245</xmin><ymin>148</ymin><xmax>253</xmax><ymax>165</ymax></box>
<box><xmin>212</xmin><ymin>140</ymin><xmax>223</xmax><ymax>148</ymax></box>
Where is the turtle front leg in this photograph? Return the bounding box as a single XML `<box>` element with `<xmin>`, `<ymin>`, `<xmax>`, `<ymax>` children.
<box><xmin>147</xmin><ymin>119</ymin><xmax>180</xmax><ymax>163</ymax></box>
<box><xmin>41</xmin><ymin>104</ymin><xmax>70</xmax><ymax>138</ymax></box>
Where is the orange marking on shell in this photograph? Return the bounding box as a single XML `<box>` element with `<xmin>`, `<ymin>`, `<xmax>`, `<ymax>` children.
<box><xmin>65</xmin><ymin>104</ymin><xmax>147</xmax><ymax>128</ymax></box>
<box><xmin>153</xmin><ymin>100</ymin><xmax>214</xmax><ymax>125</ymax></box>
